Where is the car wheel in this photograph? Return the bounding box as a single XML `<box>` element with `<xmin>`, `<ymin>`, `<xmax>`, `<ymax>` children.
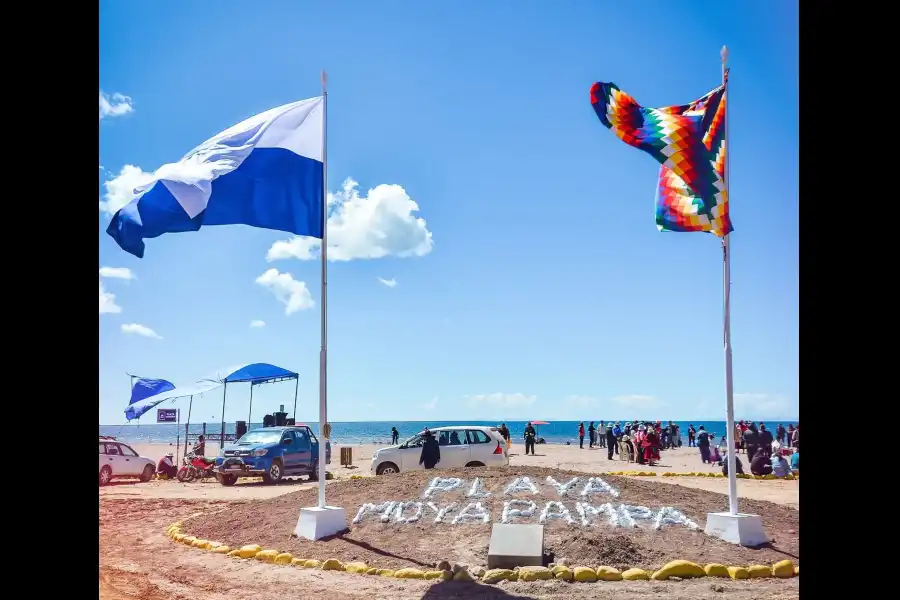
<box><xmin>262</xmin><ymin>460</ymin><xmax>283</xmax><ymax>484</ymax></box>
<box><xmin>99</xmin><ymin>466</ymin><xmax>112</xmax><ymax>486</ymax></box>
<box><xmin>139</xmin><ymin>465</ymin><xmax>154</xmax><ymax>482</ymax></box>
<box><xmin>376</xmin><ymin>462</ymin><xmax>399</xmax><ymax>475</ymax></box>
<box><xmin>465</xmin><ymin>461</ymin><xmax>485</xmax><ymax>468</ymax></box>
<box><xmin>308</xmin><ymin>460</ymin><xmax>319</xmax><ymax>481</ymax></box>
<box><xmin>217</xmin><ymin>473</ymin><xmax>238</xmax><ymax>486</ymax></box>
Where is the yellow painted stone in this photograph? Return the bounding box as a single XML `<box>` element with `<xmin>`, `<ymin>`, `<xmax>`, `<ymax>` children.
<box><xmin>211</xmin><ymin>546</ymin><xmax>231</xmax><ymax>554</ymax></box>
<box><xmin>482</xmin><ymin>568</ymin><xmax>517</xmax><ymax>583</ymax></box>
<box><xmin>784</xmin><ymin>474</ymin><xmax>795</xmax><ymax>480</ymax></box>
<box><xmin>573</xmin><ymin>567</ymin><xmax>597</xmax><ymax>582</ymax></box>
<box><xmin>440</xmin><ymin>570</ymin><xmax>453</xmax><ymax>581</ymax></box>
<box><xmin>376</xmin><ymin>569</ymin><xmax>395</xmax><ymax>577</ymax></box>
<box><xmin>344</xmin><ymin>562</ymin><xmax>369</xmax><ymax>574</ymax></box>
<box><xmin>595</xmin><ymin>566</ymin><xmax>623</xmax><ymax>581</ymax></box>
<box><xmin>794</xmin><ymin>566</ymin><xmax>799</xmax><ymax>576</ymax></box>
<box><xmin>226</xmin><ymin>549</ymin><xmax>242</xmax><ymax>558</ymax></box>
<box><xmin>518</xmin><ymin>566</ymin><xmax>553</xmax><ymax>581</ymax></box>
<box><xmin>191</xmin><ymin>539</ymin><xmax>209</xmax><ymax>548</ymax></box>
<box><xmin>772</xmin><ymin>560</ymin><xmax>795</xmax><ymax>578</ymax></box>
<box><xmin>305</xmin><ymin>559</ymin><xmax>322</xmax><ymax>568</ymax></box>
<box><xmin>274</xmin><ymin>553</ymin><xmax>293</xmax><ymax>565</ymax></box>
<box><xmin>181</xmin><ymin>536</ymin><xmax>197</xmax><ymax>545</ymax></box>
<box><xmin>651</xmin><ymin>560</ymin><xmax>706</xmax><ymax>580</ymax></box>
<box><xmin>322</xmin><ymin>559</ymin><xmax>344</xmax><ymax>571</ymax></box>
<box><xmin>715</xmin><ymin>473</ymin><xmax>725</xmax><ymax>478</ymax></box>
<box><xmin>291</xmin><ymin>558</ymin><xmax>306</xmax><ymax>567</ymax></box>
<box><xmin>727</xmin><ymin>566</ymin><xmax>749</xmax><ymax>580</ymax></box>
<box><xmin>554</xmin><ymin>568</ymin><xmax>573</xmax><ymax>582</ymax></box>
<box><xmin>393</xmin><ymin>568</ymin><xmax>425</xmax><ymax>579</ymax></box>
<box><xmin>704</xmin><ymin>563</ymin><xmax>729</xmax><ymax>578</ymax></box>
<box><xmin>621</xmin><ymin>568</ymin><xmax>649</xmax><ymax>581</ymax></box>
<box><xmin>255</xmin><ymin>549</ymin><xmax>280</xmax><ymax>562</ymax></box>
<box><xmin>173</xmin><ymin>534</ymin><xmax>185</xmax><ymax>543</ymax></box>
<box><xmin>747</xmin><ymin>564</ymin><xmax>771</xmax><ymax>578</ymax></box>
<box><xmin>424</xmin><ymin>571</ymin><xmax>444</xmax><ymax>580</ymax></box>
<box><xmin>365</xmin><ymin>567</ymin><xmax>379</xmax><ymax>575</ymax></box>
<box><xmin>239</xmin><ymin>546</ymin><xmax>261</xmax><ymax>559</ymax></box>
<box><xmin>764</xmin><ymin>474</ymin><xmax>776</xmax><ymax>480</ymax></box>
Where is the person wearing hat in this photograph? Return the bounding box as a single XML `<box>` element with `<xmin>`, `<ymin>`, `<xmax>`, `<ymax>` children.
<box><xmin>156</xmin><ymin>452</ymin><xmax>177</xmax><ymax>479</ymax></box>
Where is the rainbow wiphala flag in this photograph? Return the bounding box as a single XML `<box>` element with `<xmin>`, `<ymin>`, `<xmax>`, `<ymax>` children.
<box><xmin>590</xmin><ymin>71</ymin><xmax>732</xmax><ymax>236</ymax></box>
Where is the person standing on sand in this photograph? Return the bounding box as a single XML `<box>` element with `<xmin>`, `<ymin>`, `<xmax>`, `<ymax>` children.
<box><xmin>419</xmin><ymin>429</ymin><xmax>441</xmax><ymax>469</ymax></box>
<box><xmin>524</xmin><ymin>422</ymin><xmax>536</xmax><ymax>456</ymax></box>
<box><xmin>578</xmin><ymin>422</ymin><xmax>585</xmax><ymax>449</ymax></box>
<box><xmin>499</xmin><ymin>423</ymin><xmax>511</xmax><ymax>452</ymax></box>
<box><xmin>606</xmin><ymin>424</ymin><xmax>617</xmax><ymax>459</ymax></box>
<box><xmin>598</xmin><ymin>421</ymin><xmax>607</xmax><ymax>448</ymax></box>
<box><xmin>758</xmin><ymin>423</ymin><xmax>774</xmax><ymax>456</ymax></box>
<box><xmin>688</xmin><ymin>424</ymin><xmax>696</xmax><ymax>447</ymax></box>
<box><xmin>776</xmin><ymin>423</ymin><xmax>786</xmax><ymax>446</ymax></box>
<box><xmin>791</xmin><ymin>424</ymin><xmax>799</xmax><ymax>448</ymax></box>
<box><xmin>743</xmin><ymin>423</ymin><xmax>759</xmax><ymax>460</ymax></box>
<box><xmin>588</xmin><ymin>421</ymin><xmax>596</xmax><ymax>448</ymax></box>
<box><xmin>697</xmin><ymin>426</ymin><xmax>711</xmax><ymax>463</ymax></box>
<box><xmin>391</xmin><ymin>427</ymin><xmax>399</xmax><ymax>445</ymax></box>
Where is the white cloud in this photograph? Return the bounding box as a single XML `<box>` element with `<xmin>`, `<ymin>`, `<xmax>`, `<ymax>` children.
<box><xmin>250</xmin><ymin>320</ymin><xmax>266</xmax><ymax>328</ymax></box>
<box><xmin>99</xmin><ymin>164</ymin><xmax>156</xmax><ymax>215</ymax></box>
<box><xmin>266</xmin><ymin>178</ymin><xmax>433</xmax><ymax>262</ymax></box>
<box><xmin>255</xmin><ymin>269</ymin><xmax>314</xmax><ymax>315</ymax></box>
<box><xmin>99</xmin><ymin>281</ymin><xmax>122</xmax><ymax>314</ymax></box>
<box><xmin>734</xmin><ymin>393</ymin><xmax>798</xmax><ymax>421</ymax></box>
<box><xmin>423</xmin><ymin>397</ymin><xmax>437</xmax><ymax>410</ymax></box>
<box><xmin>467</xmin><ymin>393</ymin><xmax>537</xmax><ymax>409</ymax></box>
<box><xmin>566</xmin><ymin>395</ymin><xmax>598</xmax><ymax>408</ymax></box>
<box><xmin>99</xmin><ymin>267</ymin><xmax>135</xmax><ymax>280</ymax></box>
<box><xmin>612</xmin><ymin>394</ymin><xmax>663</xmax><ymax>408</ymax></box>
<box><xmin>121</xmin><ymin>323</ymin><xmax>162</xmax><ymax>339</ymax></box>
<box><xmin>99</xmin><ymin>91</ymin><xmax>134</xmax><ymax>120</ymax></box>
<box><xmin>377</xmin><ymin>277</ymin><xmax>397</xmax><ymax>288</ymax></box>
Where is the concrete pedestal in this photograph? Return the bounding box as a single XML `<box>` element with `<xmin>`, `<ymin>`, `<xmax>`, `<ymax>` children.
<box><xmin>488</xmin><ymin>523</ymin><xmax>544</xmax><ymax>569</ymax></box>
<box><xmin>704</xmin><ymin>512</ymin><xmax>768</xmax><ymax>546</ymax></box>
<box><xmin>295</xmin><ymin>506</ymin><xmax>348</xmax><ymax>540</ymax></box>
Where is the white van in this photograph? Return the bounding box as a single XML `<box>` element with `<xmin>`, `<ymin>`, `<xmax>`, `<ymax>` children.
<box><xmin>370</xmin><ymin>426</ymin><xmax>509</xmax><ymax>475</ymax></box>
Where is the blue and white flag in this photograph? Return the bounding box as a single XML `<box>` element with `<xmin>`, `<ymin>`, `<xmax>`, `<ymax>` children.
<box><xmin>107</xmin><ymin>97</ymin><xmax>325</xmax><ymax>258</ymax></box>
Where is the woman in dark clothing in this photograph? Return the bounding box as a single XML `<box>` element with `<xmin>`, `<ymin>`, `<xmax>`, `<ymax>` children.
<box><xmin>588</xmin><ymin>421</ymin><xmax>596</xmax><ymax>448</ymax></box>
<box><xmin>750</xmin><ymin>447</ymin><xmax>772</xmax><ymax>476</ymax></box>
<box><xmin>391</xmin><ymin>427</ymin><xmax>399</xmax><ymax>445</ymax></box>
<box><xmin>419</xmin><ymin>429</ymin><xmax>441</xmax><ymax>469</ymax></box>
<box><xmin>688</xmin><ymin>425</ymin><xmax>696</xmax><ymax>447</ymax></box>
<box><xmin>697</xmin><ymin>426</ymin><xmax>711</xmax><ymax>463</ymax></box>
<box><xmin>758</xmin><ymin>424</ymin><xmax>774</xmax><ymax>456</ymax></box>
<box><xmin>743</xmin><ymin>424</ymin><xmax>760</xmax><ymax>460</ymax></box>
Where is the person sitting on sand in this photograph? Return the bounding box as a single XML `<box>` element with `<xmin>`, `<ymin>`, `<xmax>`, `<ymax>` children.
<box><xmin>419</xmin><ymin>429</ymin><xmax>441</xmax><ymax>469</ymax></box>
<box><xmin>771</xmin><ymin>450</ymin><xmax>791</xmax><ymax>477</ymax></box>
<box><xmin>721</xmin><ymin>451</ymin><xmax>744</xmax><ymax>476</ymax></box>
<box><xmin>156</xmin><ymin>453</ymin><xmax>177</xmax><ymax>479</ymax></box>
<box><xmin>750</xmin><ymin>447</ymin><xmax>773</xmax><ymax>476</ymax></box>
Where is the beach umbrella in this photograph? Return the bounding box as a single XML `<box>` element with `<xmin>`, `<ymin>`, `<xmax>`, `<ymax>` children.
<box><xmin>531</xmin><ymin>420</ymin><xmax>550</xmax><ymax>436</ymax></box>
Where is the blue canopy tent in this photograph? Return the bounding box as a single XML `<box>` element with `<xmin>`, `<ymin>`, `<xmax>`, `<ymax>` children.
<box><xmin>125</xmin><ymin>363</ymin><xmax>300</xmax><ymax>449</ymax></box>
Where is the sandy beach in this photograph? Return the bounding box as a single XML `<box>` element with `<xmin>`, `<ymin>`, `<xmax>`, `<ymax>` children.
<box><xmin>111</xmin><ymin>441</ymin><xmax>798</xmax><ymax>509</ymax></box>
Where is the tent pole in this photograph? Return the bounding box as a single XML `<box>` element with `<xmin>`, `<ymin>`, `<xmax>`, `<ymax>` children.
<box><xmin>220</xmin><ymin>382</ymin><xmax>228</xmax><ymax>452</ymax></box>
<box><xmin>248</xmin><ymin>384</ymin><xmax>254</xmax><ymax>430</ymax></box>
<box><xmin>185</xmin><ymin>395</ymin><xmax>193</xmax><ymax>456</ymax></box>
<box><xmin>292</xmin><ymin>377</ymin><xmax>299</xmax><ymax>422</ymax></box>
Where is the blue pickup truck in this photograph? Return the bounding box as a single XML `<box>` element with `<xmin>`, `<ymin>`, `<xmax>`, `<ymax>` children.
<box><xmin>214</xmin><ymin>425</ymin><xmax>331</xmax><ymax>486</ymax></box>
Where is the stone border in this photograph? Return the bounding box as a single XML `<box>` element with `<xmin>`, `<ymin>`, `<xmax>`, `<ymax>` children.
<box><xmin>165</xmin><ymin>521</ymin><xmax>798</xmax><ymax>583</ymax></box>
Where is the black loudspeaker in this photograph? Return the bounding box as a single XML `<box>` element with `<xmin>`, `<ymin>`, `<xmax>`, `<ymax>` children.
<box><xmin>263</xmin><ymin>414</ymin><xmax>276</xmax><ymax>428</ymax></box>
<box><xmin>235</xmin><ymin>421</ymin><xmax>247</xmax><ymax>439</ymax></box>
<box><xmin>285</xmin><ymin>418</ymin><xmax>295</xmax><ymax>426</ymax></box>
<box><xmin>274</xmin><ymin>411</ymin><xmax>288</xmax><ymax>426</ymax></box>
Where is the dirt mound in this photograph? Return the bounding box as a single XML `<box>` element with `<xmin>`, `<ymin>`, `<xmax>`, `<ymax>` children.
<box><xmin>183</xmin><ymin>466</ymin><xmax>799</xmax><ymax>571</ymax></box>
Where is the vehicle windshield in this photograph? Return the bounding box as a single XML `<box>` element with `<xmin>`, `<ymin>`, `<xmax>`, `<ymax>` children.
<box><xmin>236</xmin><ymin>430</ymin><xmax>283</xmax><ymax>445</ymax></box>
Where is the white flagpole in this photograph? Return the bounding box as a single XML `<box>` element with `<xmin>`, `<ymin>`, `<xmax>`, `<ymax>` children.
<box><xmin>720</xmin><ymin>45</ymin><xmax>739</xmax><ymax>516</ymax></box>
<box><xmin>317</xmin><ymin>70</ymin><xmax>328</xmax><ymax>508</ymax></box>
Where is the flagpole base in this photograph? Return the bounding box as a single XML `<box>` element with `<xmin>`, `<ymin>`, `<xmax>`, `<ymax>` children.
<box><xmin>704</xmin><ymin>512</ymin><xmax>768</xmax><ymax>547</ymax></box>
<box><xmin>294</xmin><ymin>506</ymin><xmax>347</xmax><ymax>540</ymax></box>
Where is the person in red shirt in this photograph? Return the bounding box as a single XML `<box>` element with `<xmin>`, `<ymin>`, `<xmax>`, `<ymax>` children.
<box><xmin>738</xmin><ymin>420</ymin><xmax>748</xmax><ymax>453</ymax></box>
<box><xmin>578</xmin><ymin>422</ymin><xmax>585</xmax><ymax>449</ymax></box>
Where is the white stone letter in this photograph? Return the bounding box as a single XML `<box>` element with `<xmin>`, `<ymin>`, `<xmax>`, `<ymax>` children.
<box><xmin>467</xmin><ymin>477</ymin><xmax>491</xmax><ymax>498</ymax></box>
<box><xmin>545</xmin><ymin>476</ymin><xmax>580</xmax><ymax>497</ymax></box>
<box><xmin>539</xmin><ymin>501</ymin><xmax>574</xmax><ymax>525</ymax></box>
<box><xmin>575</xmin><ymin>502</ymin><xmax>620</xmax><ymax>527</ymax></box>
<box><xmin>653</xmin><ymin>507</ymin><xmax>699</xmax><ymax>530</ymax></box>
<box><xmin>426</xmin><ymin>501</ymin><xmax>458</xmax><ymax>523</ymax></box>
<box><xmin>502</xmin><ymin>500</ymin><xmax>537</xmax><ymax>524</ymax></box>
<box><xmin>394</xmin><ymin>501</ymin><xmax>425</xmax><ymax>524</ymax></box>
<box><xmin>451</xmin><ymin>502</ymin><xmax>491</xmax><ymax>525</ymax></box>
<box><xmin>580</xmin><ymin>477</ymin><xmax>620</xmax><ymax>499</ymax></box>
<box><xmin>504</xmin><ymin>477</ymin><xmax>539</xmax><ymax>495</ymax></box>
<box><xmin>421</xmin><ymin>477</ymin><xmax>463</xmax><ymax>499</ymax></box>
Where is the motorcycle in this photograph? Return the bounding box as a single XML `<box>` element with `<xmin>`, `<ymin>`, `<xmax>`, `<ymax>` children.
<box><xmin>175</xmin><ymin>452</ymin><xmax>216</xmax><ymax>482</ymax></box>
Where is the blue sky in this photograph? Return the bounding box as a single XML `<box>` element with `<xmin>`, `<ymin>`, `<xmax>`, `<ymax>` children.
<box><xmin>99</xmin><ymin>0</ymin><xmax>798</xmax><ymax>425</ymax></box>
